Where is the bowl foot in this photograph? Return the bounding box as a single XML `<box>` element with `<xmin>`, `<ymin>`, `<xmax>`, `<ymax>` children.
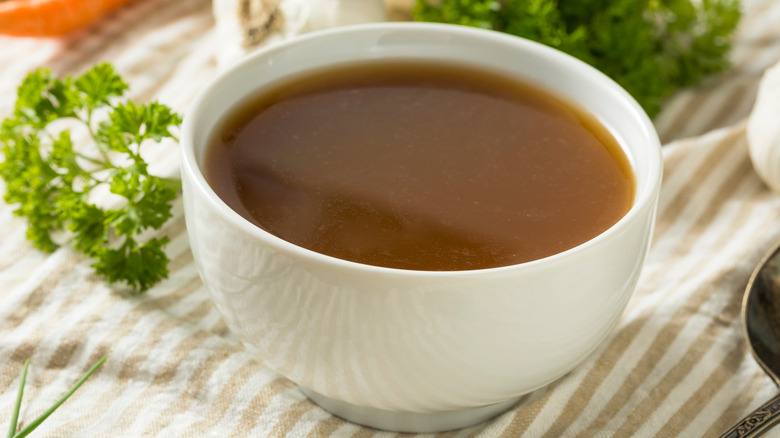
<box><xmin>299</xmin><ymin>386</ymin><xmax>520</xmax><ymax>433</ymax></box>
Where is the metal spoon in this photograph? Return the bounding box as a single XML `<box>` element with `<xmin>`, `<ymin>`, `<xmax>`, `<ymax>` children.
<box><xmin>720</xmin><ymin>243</ymin><xmax>780</xmax><ymax>438</ymax></box>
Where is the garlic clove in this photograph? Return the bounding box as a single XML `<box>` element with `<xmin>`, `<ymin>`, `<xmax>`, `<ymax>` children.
<box><xmin>213</xmin><ymin>0</ymin><xmax>387</xmax><ymax>68</ymax></box>
<box><xmin>301</xmin><ymin>0</ymin><xmax>387</xmax><ymax>33</ymax></box>
<box><xmin>747</xmin><ymin>60</ymin><xmax>780</xmax><ymax>194</ymax></box>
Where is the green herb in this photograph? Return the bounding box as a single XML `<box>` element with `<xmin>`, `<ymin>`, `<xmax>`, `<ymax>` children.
<box><xmin>5</xmin><ymin>359</ymin><xmax>28</xmax><ymax>438</ymax></box>
<box><xmin>412</xmin><ymin>0</ymin><xmax>741</xmax><ymax>117</ymax></box>
<box><xmin>0</xmin><ymin>63</ymin><xmax>182</xmax><ymax>291</ymax></box>
<box><xmin>6</xmin><ymin>357</ymin><xmax>106</xmax><ymax>438</ymax></box>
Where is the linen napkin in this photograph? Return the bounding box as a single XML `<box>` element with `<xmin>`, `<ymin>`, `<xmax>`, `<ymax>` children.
<box><xmin>1</xmin><ymin>0</ymin><xmax>780</xmax><ymax>436</ymax></box>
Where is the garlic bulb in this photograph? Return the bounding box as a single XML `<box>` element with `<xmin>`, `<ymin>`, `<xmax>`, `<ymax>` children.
<box><xmin>747</xmin><ymin>60</ymin><xmax>780</xmax><ymax>194</ymax></box>
<box><xmin>212</xmin><ymin>0</ymin><xmax>388</xmax><ymax>68</ymax></box>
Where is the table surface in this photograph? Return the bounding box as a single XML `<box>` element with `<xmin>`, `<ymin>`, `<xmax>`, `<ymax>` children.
<box><xmin>2</xmin><ymin>0</ymin><xmax>780</xmax><ymax>437</ymax></box>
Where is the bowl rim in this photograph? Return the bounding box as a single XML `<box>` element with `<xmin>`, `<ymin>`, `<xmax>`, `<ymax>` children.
<box><xmin>180</xmin><ymin>21</ymin><xmax>664</xmax><ymax>277</ymax></box>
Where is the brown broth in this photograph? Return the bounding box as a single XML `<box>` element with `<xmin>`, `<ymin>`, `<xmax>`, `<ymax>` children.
<box><xmin>205</xmin><ymin>60</ymin><xmax>634</xmax><ymax>270</ymax></box>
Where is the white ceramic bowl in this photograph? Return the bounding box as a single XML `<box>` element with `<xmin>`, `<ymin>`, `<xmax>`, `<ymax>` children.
<box><xmin>181</xmin><ymin>23</ymin><xmax>663</xmax><ymax>432</ymax></box>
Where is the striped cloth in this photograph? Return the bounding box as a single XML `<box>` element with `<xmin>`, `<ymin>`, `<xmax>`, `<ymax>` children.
<box><xmin>1</xmin><ymin>0</ymin><xmax>780</xmax><ymax>436</ymax></box>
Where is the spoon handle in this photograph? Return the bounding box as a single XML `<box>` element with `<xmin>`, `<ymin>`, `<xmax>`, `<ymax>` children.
<box><xmin>719</xmin><ymin>392</ymin><xmax>780</xmax><ymax>438</ymax></box>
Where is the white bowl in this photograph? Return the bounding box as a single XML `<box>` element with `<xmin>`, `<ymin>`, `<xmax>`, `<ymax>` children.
<box><xmin>180</xmin><ymin>22</ymin><xmax>663</xmax><ymax>433</ymax></box>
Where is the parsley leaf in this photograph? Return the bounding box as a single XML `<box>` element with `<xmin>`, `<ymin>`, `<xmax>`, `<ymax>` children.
<box><xmin>413</xmin><ymin>0</ymin><xmax>741</xmax><ymax>118</ymax></box>
<box><xmin>74</xmin><ymin>62</ymin><xmax>129</xmax><ymax>111</ymax></box>
<box><xmin>0</xmin><ymin>63</ymin><xmax>181</xmax><ymax>292</ymax></box>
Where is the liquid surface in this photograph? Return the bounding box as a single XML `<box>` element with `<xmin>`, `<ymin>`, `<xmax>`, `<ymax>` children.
<box><xmin>205</xmin><ymin>61</ymin><xmax>634</xmax><ymax>270</ymax></box>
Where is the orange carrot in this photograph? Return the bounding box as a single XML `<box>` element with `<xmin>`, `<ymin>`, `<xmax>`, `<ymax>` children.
<box><xmin>0</xmin><ymin>0</ymin><xmax>138</xmax><ymax>37</ymax></box>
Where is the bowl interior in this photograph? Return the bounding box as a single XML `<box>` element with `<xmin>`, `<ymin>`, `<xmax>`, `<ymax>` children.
<box><xmin>181</xmin><ymin>22</ymin><xmax>662</xmax><ymax>272</ymax></box>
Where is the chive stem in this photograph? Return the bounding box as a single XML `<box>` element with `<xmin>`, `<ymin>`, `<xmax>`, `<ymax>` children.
<box><xmin>11</xmin><ymin>356</ymin><xmax>106</xmax><ymax>438</ymax></box>
<box><xmin>6</xmin><ymin>359</ymin><xmax>29</xmax><ymax>438</ymax></box>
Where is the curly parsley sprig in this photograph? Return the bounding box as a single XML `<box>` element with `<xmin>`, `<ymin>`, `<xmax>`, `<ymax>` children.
<box><xmin>0</xmin><ymin>63</ymin><xmax>181</xmax><ymax>292</ymax></box>
<box><xmin>413</xmin><ymin>0</ymin><xmax>742</xmax><ymax>118</ymax></box>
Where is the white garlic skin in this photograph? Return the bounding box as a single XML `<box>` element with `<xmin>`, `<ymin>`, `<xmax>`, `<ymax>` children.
<box><xmin>212</xmin><ymin>0</ymin><xmax>387</xmax><ymax>68</ymax></box>
<box><xmin>302</xmin><ymin>0</ymin><xmax>387</xmax><ymax>32</ymax></box>
<box><xmin>747</xmin><ymin>60</ymin><xmax>780</xmax><ymax>194</ymax></box>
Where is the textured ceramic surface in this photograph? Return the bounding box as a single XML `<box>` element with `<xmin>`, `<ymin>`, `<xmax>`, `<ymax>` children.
<box><xmin>180</xmin><ymin>23</ymin><xmax>663</xmax><ymax>429</ymax></box>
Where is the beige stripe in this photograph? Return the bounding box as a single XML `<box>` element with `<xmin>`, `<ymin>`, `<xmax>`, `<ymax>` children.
<box><xmin>1</xmin><ymin>345</ymin><xmax>42</xmax><ymax>393</ymax></box>
<box><xmin>304</xmin><ymin>414</ymin><xmax>345</xmax><ymax>438</ymax></box>
<box><xmin>0</xmin><ymin>253</ymin><xmax>80</xmax><ymax>334</ymax></box>
<box><xmin>0</xmin><ymin>256</ymin><xmax>88</xmax><ymax>389</ymax></box>
<box><xmin>209</xmin><ymin>316</ymin><xmax>231</xmax><ymax>338</ymax></box>
<box><xmin>1</xmin><ymin>283</ymin><xmax>109</xmax><ymax>429</ymax></box>
<box><xmin>157</xmin><ymin>288</ymin><xmax>213</xmax><ymax>329</ymax></box>
<box><xmin>57</xmin><ymin>325</ymin><xmax>181</xmax><ymax>435</ymax></box>
<box><xmin>739</xmin><ymin>31</ymin><xmax>780</xmax><ymax>54</ymax></box>
<box><xmin>701</xmin><ymin>370</ymin><xmax>771</xmax><ymax>436</ymax></box>
<box><xmin>635</xmin><ymin>142</ymin><xmax>762</xmax><ymax>308</ymax></box>
<box><xmin>0</xmin><ymin>203</ymin><xmax>186</xmax><ymax>335</ymax></box>
<box><xmin>148</xmin><ymin>274</ymin><xmax>203</xmax><ymax>312</ymax></box>
<box><xmin>660</xmin><ymin>151</ymin><xmax>755</xmax><ymax>245</ymax></box>
<box><xmin>706</xmin><ymin>80</ymin><xmax>760</xmax><ymax>127</ymax></box>
<box><xmin>268</xmin><ymin>398</ymin><xmax>318</xmax><ymax>437</ymax></box>
<box><xmin>659</xmin><ymin>81</ymin><xmax>749</xmax><ymax>144</ymax></box>
<box><xmin>652</xmin><ymin>87</ymin><xmax>690</xmax><ymax>143</ymax></box>
<box><xmin>54</xmin><ymin>276</ymin><xmax>205</xmax><ymax>435</ymax></box>
<box><xmin>657</xmin><ymin>73</ymin><xmax>757</xmax><ymax>144</ymax></box>
<box><xmin>628</xmin><ymin>172</ymin><xmax>763</xmax><ymax>312</ymax></box>
<box><xmin>657</xmin><ymin>141</ymin><xmax>695</xmax><ymax>187</ymax></box>
<box><xmin>177</xmin><ymin>359</ymin><xmax>265</xmax><ymax>436</ymax></box>
<box><xmin>508</xmin><ymin>197</ymin><xmax>770</xmax><ymax>436</ymax></box>
<box><xmin>634</xmin><ymin>149</ymin><xmax>755</xmax><ymax>303</ymax></box>
<box><xmin>142</xmin><ymin>326</ymin><xmax>242</xmax><ymax>434</ymax></box>
<box><xmin>575</xmin><ymin>203</ymin><xmax>776</xmax><ymax>437</ymax></box>
<box><xmin>44</xmin><ymin>298</ymin><xmax>113</xmax><ymax>374</ymax></box>
<box><xmin>604</xmin><ymin>220</ymin><xmax>772</xmax><ymax>438</ymax></box>
<box><xmin>658</xmin><ymin>92</ymin><xmax>711</xmax><ymax>143</ymax></box>
<box><xmin>100</xmin><ymin>324</ymin><xmax>222</xmax><ymax>436</ymax></box>
<box><xmin>498</xmin><ymin>389</ymin><xmax>556</xmax><ymax>437</ymax></box>
<box><xmin>585</xmin><ymin>197</ymin><xmax>768</xmax><ymax>434</ymax></box>
<box><xmin>653</xmin><ymin>127</ymin><xmax>745</xmax><ymax>239</ymax></box>
<box><xmin>654</xmin><ymin>341</ymin><xmax>748</xmax><ymax>436</ymax></box>
<box><xmin>230</xmin><ymin>377</ymin><xmax>296</xmax><ymax>436</ymax></box>
<box><xmin>531</xmin><ymin>148</ymin><xmax>755</xmax><ymax>436</ymax></box>
<box><xmin>349</xmin><ymin>428</ymin><xmax>378</xmax><ymax>438</ymax></box>
<box><xmin>608</xmin><ymin>285</ymin><xmax>745</xmax><ymax>436</ymax></box>
<box><xmin>533</xmin><ymin>323</ymin><xmax>645</xmax><ymax>437</ymax></box>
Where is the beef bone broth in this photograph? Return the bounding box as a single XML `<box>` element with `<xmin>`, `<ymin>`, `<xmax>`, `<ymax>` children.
<box><xmin>205</xmin><ymin>61</ymin><xmax>634</xmax><ymax>270</ymax></box>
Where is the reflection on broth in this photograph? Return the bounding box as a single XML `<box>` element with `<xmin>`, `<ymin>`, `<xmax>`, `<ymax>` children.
<box><xmin>205</xmin><ymin>60</ymin><xmax>634</xmax><ymax>270</ymax></box>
